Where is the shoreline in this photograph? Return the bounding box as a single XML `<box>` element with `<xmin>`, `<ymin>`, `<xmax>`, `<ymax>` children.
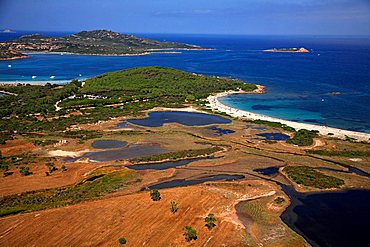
<box><xmin>0</xmin><ymin>47</ymin><xmax>209</xmax><ymax>60</ymax></box>
<box><xmin>206</xmin><ymin>88</ymin><xmax>370</xmax><ymax>142</ymax></box>
<box><xmin>0</xmin><ymin>55</ymin><xmax>28</xmax><ymax>61</ymax></box>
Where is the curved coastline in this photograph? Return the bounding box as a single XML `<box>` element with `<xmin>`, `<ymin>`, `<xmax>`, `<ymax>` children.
<box><xmin>206</xmin><ymin>88</ymin><xmax>370</xmax><ymax>142</ymax></box>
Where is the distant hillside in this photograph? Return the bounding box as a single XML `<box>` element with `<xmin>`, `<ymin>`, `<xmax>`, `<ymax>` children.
<box><xmin>0</xmin><ymin>30</ymin><xmax>202</xmax><ymax>59</ymax></box>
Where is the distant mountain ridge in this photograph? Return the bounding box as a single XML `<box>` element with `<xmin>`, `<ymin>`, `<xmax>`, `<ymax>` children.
<box><xmin>0</xmin><ymin>29</ymin><xmax>202</xmax><ymax>60</ymax></box>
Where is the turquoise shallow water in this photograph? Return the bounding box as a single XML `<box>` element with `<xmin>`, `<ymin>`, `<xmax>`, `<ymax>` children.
<box><xmin>1</xmin><ymin>32</ymin><xmax>369</xmax><ymax>132</ymax></box>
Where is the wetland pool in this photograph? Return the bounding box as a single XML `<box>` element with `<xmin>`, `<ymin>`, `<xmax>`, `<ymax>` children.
<box><xmin>148</xmin><ymin>174</ymin><xmax>245</xmax><ymax>190</ymax></box>
<box><xmin>126</xmin><ymin>111</ymin><xmax>231</xmax><ymax>127</ymax></box>
<box><xmin>91</xmin><ymin>140</ymin><xmax>128</xmax><ymax>149</ymax></box>
<box><xmin>65</xmin><ymin>145</ymin><xmax>169</xmax><ymax>162</ymax></box>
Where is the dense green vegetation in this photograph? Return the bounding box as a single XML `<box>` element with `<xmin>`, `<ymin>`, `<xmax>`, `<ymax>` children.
<box><xmin>19</xmin><ymin>166</ymin><xmax>31</xmax><ymax>176</ymax></box>
<box><xmin>205</xmin><ymin>213</ymin><xmax>217</xmax><ymax>230</ymax></box>
<box><xmin>129</xmin><ymin>146</ymin><xmax>222</xmax><ymax>163</ymax></box>
<box><xmin>81</xmin><ymin>66</ymin><xmax>256</xmax><ymax>99</ymax></box>
<box><xmin>0</xmin><ymin>80</ymin><xmax>80</xmax><ymax>118</ymax></box>
<box><xmin>150</xmin><ymin>189</ymin><xmax>161</xmax><ymax>201</ymax></box>
<box><xmin>118</xmin><ymin>237</ymin><xmax>127</xmax><ymax>245</ymax></box>
<box><xmin>0</xmin><ymin>170</ymin><xmax>138</xmax><ymax>217</ymax></box>
<box><xmin>274</xmin><ymin>197</ymin><xmax>285</xmax><ymax>204</ymax></box>
<box><xmin>245</xmin><ymin>119</ymin><xmax>296</xmax><ymax>132</ymax></box>
<box><xmin>184</xmin><ymin>226</ymin><xmax>197</xmax><ymax>241</ymax></box>
<box><xmin>308</xmin><ymin>150</ymin><xmax>370</xmax><ymax>157</ymax></box>
<box><xmin>286</xmin><ymin>129</ymin><xmax>319</xmax><ymax>146</ymax></box>
<box><xmin>283</xmin><ymin>166</ymin><xmax>344</xmax><ymax>189</ymax></box>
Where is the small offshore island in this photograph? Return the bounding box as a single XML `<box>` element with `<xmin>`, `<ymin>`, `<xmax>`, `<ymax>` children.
<box><xmin>0</xmin><ymin>67</ymin><xmax>369</xmax><ymax>246</ymax></box>
<box><xmin>0</xmin><ymin>29</ymin><xmax>203</xmax><ymax>60</ymax></box>
<box><xmin>263</xmin><ymin>47</ymin><xmax>309</xmax><ymax>53</ymax></box>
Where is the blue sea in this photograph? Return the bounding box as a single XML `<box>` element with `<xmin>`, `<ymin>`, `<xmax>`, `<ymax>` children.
<box><xmin>1</xmin><ymin>31</ymin><xmax>369</xmax><ymax>132</ymax></box>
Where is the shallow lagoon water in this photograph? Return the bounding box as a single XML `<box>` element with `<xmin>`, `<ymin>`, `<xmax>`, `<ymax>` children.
<box><xmin>148</xmin><ymin>174</ymin><xmax>245</xmax><ymax>190</ymax></box>
<box><xmin>208</xmin><ymin>126</ymin><xmax>235</xmax><ymax>136</ymax></box>
<box><xmin>254</xmin><ymin>167</ymin><xmax>278</xmax><ymax>175</ymax></box>
<box><xmin>115</xmin><ymin>121</ymin><xmax>129</xmax><ymax>128</ymax></box>
<box><xmin>256</xmin><ymin>132</ymin><xmax>290</xmax><ymax>141</ymax></box>
<box><xmin>67</xmin><ymin>145</ymin><xmax>168</xmax><ymax>162</ymax></box>
<box><xmin>91</xmin><ymin>140</ymin><xmax>128</xmax><ymax>149</ymax></box>
<box><xmin>127</xmin><ymin>111</ymin><xmax>231</xmax><ymax>127</ymax></box>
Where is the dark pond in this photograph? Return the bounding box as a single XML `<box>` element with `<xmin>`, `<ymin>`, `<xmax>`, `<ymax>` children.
<box><xmin>128</xmin><ymin>157</ymin><xmax>212</xmax><ymax>170</ymax></box>
<box><xmin>336</xmin><ymin>164</ymin><xmax>370</xmax><ymax>179</ymax></box>
<box><xmin>115</xmin><ymin>121</ymin><xmax>129</xmax><ymax>128</ymax></box>
<box><xmin>148</xmin><ymin>174</ymin><xmax>245</xmax><ymax>190</ymax></box>
<box><xmin>254</xmin><ymin>167</ymin><xmax>278</xmax><ymax>175</ymax></box>
<box><xmin>256</xmin><ymin>132</ymin><xmax>290</xmax><ymax>141</ymax></box>
<box><xmin>91</xmin><ymin>140</ymin><xmax>128</xmax><ymax>149</ymax></box>
<box><xmin>208</xmin><ymin>126</ymin><xmax>235</xmax><ymax>136</ymax></box>
<box><xmin>281</xmin><ymin>188</ymin><xmax>370</xmax><ymax>247</ymax></box>
<box><xmin>84</xmin><ymin>174</ymin><xmax>105</xmax><ymax>182</ymax></box>
<box><xmin>66</xmin><ymin>145</ymin><xmax>169</xmax><ymax>162</ymax></box>
<box><xmin>126</xmin><ymin>111</ymin><xmax>231</xmax><ymax>127</ymax></box>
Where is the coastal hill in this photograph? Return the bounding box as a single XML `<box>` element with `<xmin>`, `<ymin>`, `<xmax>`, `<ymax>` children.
<box><xmin>0</xmin><ymin>29</ymin><xmax>202</xmax><ymax>60</ymax></box>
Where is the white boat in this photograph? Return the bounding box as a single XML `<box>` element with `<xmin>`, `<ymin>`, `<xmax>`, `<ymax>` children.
<box><xmin>32</xmin><ymin>75</ymin><xmax>37</xmax><ymax>79</ymax></box>
<box><xmin>8</xmin><ymin>65</ymin><xmax>11</xmax><ymax>68</ymax></box>
<box><xmin>50</xmin><ymin>75</ymin><xmax>55</xmax><ymax>79</ymax></box>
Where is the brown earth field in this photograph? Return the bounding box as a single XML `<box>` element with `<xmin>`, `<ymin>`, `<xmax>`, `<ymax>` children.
<box><xmin>0</xmin><ymin>180</ymin><xmax>308</xmax><ymax>247</ymax></box>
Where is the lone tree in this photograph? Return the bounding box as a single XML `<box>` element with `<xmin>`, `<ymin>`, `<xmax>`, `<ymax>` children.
<box><xmin>205</xmin><ymin>213</ymin><xmax>217</xmax><ymax>230</ymax></box>
<box><xmin>150</xmin><ymin>189</ymin><xmax>161</xmax><ymax>201</ymax></box>
<box><xmin>184</xmin><ymin>226</ymin><xmax>197</xmax><ymax>242</ymax></box>
<box><xmin>118</xmin><ymin>237</ymin><xmax>126</xmax><ymax>245</ymax></box>
<box><xmin>170</xmin><ymin>201</ymin><xmax>178</xmax><ymax>214</ymax></box>
<box><xmin>46</xmin><ymin>163</ymin><xmax>57</xmax><ymax>174</ymax></box>
<box><xmin>19</xmin><ymin>166</ymin><xmax>31</xmax><ymax>176</ymax></box>
<box><xmin>61</xmin><ymin>164</ymin><xmax>67</xmax><ymax>172</ymax></box>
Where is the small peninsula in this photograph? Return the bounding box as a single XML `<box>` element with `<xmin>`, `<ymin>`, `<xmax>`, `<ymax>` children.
<box><xmin>0</xmin><ymin>29</ymin><xmax>203</xmax><ymax>60</ymax></box>
<box><xmin>263</xmin><ymin>47</ymin><xmax>309</xmax><ymax>53</ymax></box>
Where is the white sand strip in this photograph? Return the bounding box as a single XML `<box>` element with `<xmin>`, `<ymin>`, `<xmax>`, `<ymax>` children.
<box><xmin>207</xmin><ymin>90</ymin><xmax>370</xmax><ymax>142</ymax></box>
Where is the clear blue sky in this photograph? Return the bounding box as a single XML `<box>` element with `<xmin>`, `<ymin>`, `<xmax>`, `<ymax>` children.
<box><xmin>0</xmin><ymin>0</ymin><xmax>369</xmax><ymax>35</ymax></box>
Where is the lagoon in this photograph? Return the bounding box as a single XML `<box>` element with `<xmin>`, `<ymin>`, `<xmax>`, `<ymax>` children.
<box><xmin>127</xmin><ymin>111</ymin><xmax>231</xmax><ymax>127</ymax></box>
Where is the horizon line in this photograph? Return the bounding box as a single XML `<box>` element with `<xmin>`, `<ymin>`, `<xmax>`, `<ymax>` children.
<box><xmin>1</xmin><ymin>28</ymin><xmax>370</xmax><ymax>37</ymax></box>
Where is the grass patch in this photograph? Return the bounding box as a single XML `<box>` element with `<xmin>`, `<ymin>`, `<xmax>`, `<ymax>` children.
<box><xmin>0</xmin><ymin>170</ymin><xmax>138</xmax><ymax>217</ymax></box>
<box><xmin>283</xmin><ymin>166</ymin><xmax>344</xmax><ymax>189</ymax></box>
<box><xmin>129</xmin><ymin>146</ymin><xmax>223</xmax><ymax>163</ymax></box>
<box><xmin>286</xmin><ymin>129</ymin><xmax>318</xmax><ymax>146</ymax></box>
<box><xmin>241</xmin><ymin>199</ymin><xmax>271</xmax><ymax>226</ymax></box>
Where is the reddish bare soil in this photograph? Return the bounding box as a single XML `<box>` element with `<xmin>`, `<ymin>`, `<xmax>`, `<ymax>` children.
<box><xmin>0</xmin><ymin>180</ymin><xmax>276</xmax><ymax>247</ymax></box>
<box><xmin>0</xmin><ymin>139</ymin><xmax>38</xmax><ymax>156</ymax></box>
<box><xmin>0</xmin><ymin>162</ymin><xmax>96</xmax><ymax>197</ymax></box>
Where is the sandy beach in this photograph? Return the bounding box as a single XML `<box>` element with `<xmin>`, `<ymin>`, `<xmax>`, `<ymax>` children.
<box><xmin>207</xmin><ymin>88</ymin><xmax>370</xmax><ymax>142</ymax></box>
